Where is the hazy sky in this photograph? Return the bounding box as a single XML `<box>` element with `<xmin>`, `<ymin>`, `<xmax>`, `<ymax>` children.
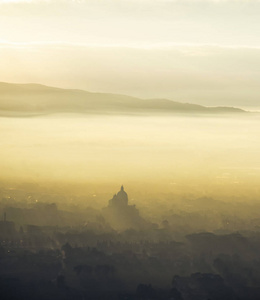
<box><xmin>1</xmin><ymin>0</ymin><xmax>260</xmax><ymax>46</ymax></box>
<box><xmin>1</xmin><ymin>0</ymin><xmax>260</xmax><ymax>106</ymax></box>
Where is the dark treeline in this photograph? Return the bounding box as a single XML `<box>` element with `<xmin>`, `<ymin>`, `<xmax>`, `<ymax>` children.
<box><xmin>1</xmin><ymin>185</ymin><xmax>260</xmax><ymax>299</ymax></box>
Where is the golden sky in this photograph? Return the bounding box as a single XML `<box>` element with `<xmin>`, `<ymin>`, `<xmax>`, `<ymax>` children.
<box><xmin>0</xmin><ymin>0</ymin><xmax>260</xmax><ymax>106</ymax></box>
<box><xmin>1</xmin><ymin>0</ymin><xmax>259</xmax><ymax>47</ymax></box>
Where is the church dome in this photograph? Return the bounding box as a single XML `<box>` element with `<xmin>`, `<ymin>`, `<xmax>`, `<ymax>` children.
<box><xmin>116</xmin><ymin>185</ymin><xmax>128</xmax><ymax>205</ymax></box>
<box><xmin>109</xmin><ymin>185</ymin><xmax>128</xmax><ymax>207</ymax></box>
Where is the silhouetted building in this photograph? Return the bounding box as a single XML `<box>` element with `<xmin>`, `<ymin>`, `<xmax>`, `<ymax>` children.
<box><xmin>26</xmin><ymin>224</ymin><xmax>42</xmax><ymax>235</ymax></box>
<box><xmin>109</xmin><ymin>185</ymin><xmax>128</xmax><ymax>207</ymax></box>
<box><xmin>0</xmin><ymin>212</ymin><xmax>16</xmax><ymax>237</ymax></box>
<box><xmin>102</xmin><ymin>186</ymin><xmax>148</xmax><ymax>231</ymax></box>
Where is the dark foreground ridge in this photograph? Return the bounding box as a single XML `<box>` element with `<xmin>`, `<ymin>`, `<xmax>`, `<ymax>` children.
<box><xmin>0</xmin><ymin>81</ymin><xmax>246</xmax><ymax>115</ymax></box>
<box><xmin>1</xmin><ymin>185</ymin><xmax>260</xmax><ymax>299</ymax></box>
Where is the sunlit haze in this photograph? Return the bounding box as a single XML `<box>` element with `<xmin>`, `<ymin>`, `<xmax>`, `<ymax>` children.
<box><xmin>1</xmin><ymin>2</ymin><xmax>260</xmax><ymax>299</ymax></box>
<box><xmin>0</xmin><ymin>0</ymin><xmax>260</xmax><ymax>194</ymax></box>
<box><xmin>0</xmin><ymin>0</ymin><xmax>260</xmax><ymax>107</ymax></box>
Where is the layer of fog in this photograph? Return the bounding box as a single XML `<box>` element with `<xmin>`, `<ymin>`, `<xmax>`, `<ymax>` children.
<box><xmin>1</xmin><ymin>113</ymin><xmax>260</xmax><ymax>197</ymax></box>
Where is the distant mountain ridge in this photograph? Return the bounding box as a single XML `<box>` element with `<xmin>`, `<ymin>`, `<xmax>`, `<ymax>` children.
<box><xmin>0</xmin><ymin>82</ymin><xmax>246</xmax><ymax>115</ymax></box>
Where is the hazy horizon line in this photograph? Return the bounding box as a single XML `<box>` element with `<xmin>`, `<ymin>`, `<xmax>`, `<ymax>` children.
<box><xmin>1</xmin><ymin>40</ymin><xmax>260</xmax><ymax>50</ymax></box>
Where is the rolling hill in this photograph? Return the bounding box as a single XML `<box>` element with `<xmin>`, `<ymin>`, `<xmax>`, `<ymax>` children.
<box><xmin>0</xmin><ymin>82</ymin><xmax>246</xmax><ymax>115</ymax></box>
